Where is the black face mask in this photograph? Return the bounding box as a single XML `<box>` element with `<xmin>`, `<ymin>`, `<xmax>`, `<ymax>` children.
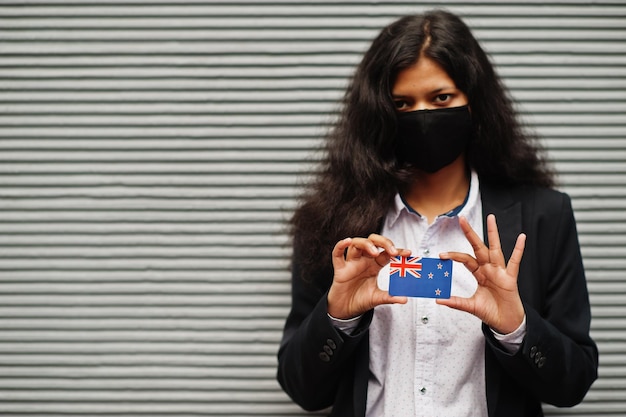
<box><xmin>395</xmin><ymin>105</ymin><xmax>472</xmax><ymax>173</ymax></box>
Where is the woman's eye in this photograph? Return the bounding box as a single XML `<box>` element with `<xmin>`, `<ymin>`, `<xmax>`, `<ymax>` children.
<box><xmin>434</xmin><ymin>94</ymin><xmax>451</xmax><ymax>103</ymax></box>
<box><xmin>394</xmin><ymin>100</ymin><xmax>409</xmax><ymax>110</ymax></box>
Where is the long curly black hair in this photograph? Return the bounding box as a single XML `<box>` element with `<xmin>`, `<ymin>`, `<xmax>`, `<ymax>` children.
<box><xmin>291</xmin><ymin>10</ymin><xmax>555</xmax><ymax>282</ymax></box>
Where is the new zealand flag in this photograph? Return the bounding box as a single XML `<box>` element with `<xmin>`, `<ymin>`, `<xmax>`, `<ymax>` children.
<box><xmin>388</xmin><ymin>256</ymin><xmax>452</xmax><ymax>298</ymax></box>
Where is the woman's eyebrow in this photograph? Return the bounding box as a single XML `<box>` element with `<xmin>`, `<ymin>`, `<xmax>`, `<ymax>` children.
<box><xmin>392</xmin><ymin>86</ymin><xmax>456</xmax><ymax>96</ymax></box>
<box><xmin>429</xmin><ymin>86</ymin><xmax>456</xmax><ymax>93</ymax></box>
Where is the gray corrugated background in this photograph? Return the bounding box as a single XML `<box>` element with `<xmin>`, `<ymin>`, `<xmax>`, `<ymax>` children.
<box><xmin>0</xmin><ymin>1</ymin><xmax>624</xmax><ymax>416</ymax></box>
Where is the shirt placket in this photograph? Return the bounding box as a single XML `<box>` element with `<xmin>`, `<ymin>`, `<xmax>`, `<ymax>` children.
<box><xmin>413</xmin><ymin>220</ymin><xmax>441</xmax><ymax>416</ymax></box>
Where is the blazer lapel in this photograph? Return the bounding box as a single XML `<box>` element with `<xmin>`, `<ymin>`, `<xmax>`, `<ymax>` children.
<box><xmin>480</xmin><ymin>183</ymin><xmax>523</xmax><ymax>262</ymax></box>
<box><xmin>480</xmin><ymin>182</ymin><xmax>523</xmax><ymax>416</ymax></box>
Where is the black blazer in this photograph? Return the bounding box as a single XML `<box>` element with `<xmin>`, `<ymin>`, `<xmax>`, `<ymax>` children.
<box><xmin>277</xmin><ymin>183</ymin><xmax>598</xmax><ymax>417</ymax></box>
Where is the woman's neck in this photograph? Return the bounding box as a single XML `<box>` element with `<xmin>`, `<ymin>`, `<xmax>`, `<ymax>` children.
<box><xmin>402</xmin><ymin>156</ymin><xmax>470</xmax><ymax>224</ymax></box>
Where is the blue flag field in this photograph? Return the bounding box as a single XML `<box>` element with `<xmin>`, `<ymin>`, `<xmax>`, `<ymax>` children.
<box><xmin>388</xmin><ymin>256</ymin><xmax>453</xmax><ymax>298</ymax></box>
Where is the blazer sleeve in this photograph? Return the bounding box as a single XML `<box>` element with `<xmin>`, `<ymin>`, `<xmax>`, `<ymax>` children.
<box><xmin>276</xmin><ymin>244</ymin><xmax>373</xmax><ymax>411</ymax></box>
<box><xmin>483</xmin><ymin>189</ymin><xmax>598</xmax><ymax>407</ymax></box>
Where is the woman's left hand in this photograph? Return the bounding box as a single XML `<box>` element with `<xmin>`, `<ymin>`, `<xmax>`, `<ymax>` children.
<box><xmin>437</xmin><ymin>214</ymin><xmax>526</xmax><ymax>334</ymax></box>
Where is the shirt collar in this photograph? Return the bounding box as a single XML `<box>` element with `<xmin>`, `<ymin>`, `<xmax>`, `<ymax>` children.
<box><xmin>387</xmin><ymin>170</ymin><xmax>480</xmax><ymax>229</ymax></box>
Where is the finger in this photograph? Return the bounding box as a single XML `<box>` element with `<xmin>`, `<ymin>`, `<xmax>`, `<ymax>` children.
<box><xmin>345</xmin><ymin>237</ymin><xmax>378</xmax><ymax>260</ymax></box>
<box><xmin>459</xmin><ymin>216</ymin><xmax>489</xmax><ymax>263</ymax></box>
<box><xmin>346</xmin><ymin>244</ymin><xmax>365</xmax><ymax>261</ymax></box>
<box><xmin>486</xmin><ymin>214</ymin><xmax>506</xmax><ymax>268</ymax></box>
<box><xmin>440</xmin><ymin>251</ymin><xmax>479</xmax><ymax>274</ymax></box>
<box><xmin>440</xmin><ymin>251</ymin><xmax>487</xmax><ymax>285</ymax></box>
<box><xmin>348</xmin><ymin>234</ymin><xmax>402</xmax><ymax>260</ymax></box>
<box><xmin>379</xmin><ymin>293</ymin><xmax>409</xmax><ymax>306</ymax></box>
<box><xmin>436</xmin><ymin>295</ymin><xmax>475</xmax><ymax>316</ymax></box>
<box><xmin>366</xmin><ymin>233</ymin><xmax>400</xmax><ymax>257</ymax></box>
<box><xmin>376</xmin><ymin>246</ymin><xmax>412</xmax><ymax>267</ymax></box>
<box><xmin>332</xmin><ymin>238</ymin><xmax>352</xmax><ymax>268</ymax></box>
<box><xmin>506</xmin><ymin>233</ymin><xmax>526</xmax><ymax>277</ymax></box>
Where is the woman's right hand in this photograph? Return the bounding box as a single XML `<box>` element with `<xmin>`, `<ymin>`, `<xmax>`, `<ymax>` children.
<box><xmin>327</xmin><ymin>234</ymin><xmax>411</xmax><ymax>320</ymax></box>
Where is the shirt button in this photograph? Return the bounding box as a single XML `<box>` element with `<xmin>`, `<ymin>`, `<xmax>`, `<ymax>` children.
<box><xmin>421</xmin><ymin>316</ymin><xmax>429</xmax><ymax>324</ymax></box>
<box><xmin>423</xmin><ymin>248</ymin><xmax>430</xmax><ymax>256</ymax></box>
<box><xmin>420</xmin><ymin>387</ymin><xmax>427</xmax><ymax>394</ymax></box>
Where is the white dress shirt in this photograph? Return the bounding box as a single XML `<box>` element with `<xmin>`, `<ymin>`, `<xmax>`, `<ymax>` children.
<box><xmin>329</xmin><ymin>172</ymin><xmax>526</xmax><ymax>416</ymax></box>
<box><xmin>366</xmin><ymin>170</ymin><xmax>487</xmax><ymax>417</ymax></box>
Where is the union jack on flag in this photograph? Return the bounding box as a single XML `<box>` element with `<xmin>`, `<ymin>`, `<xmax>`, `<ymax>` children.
<box><xmin>389</xmin><ymin>256</ymin><xmax>422</xmax><ymax>278</ymax></box>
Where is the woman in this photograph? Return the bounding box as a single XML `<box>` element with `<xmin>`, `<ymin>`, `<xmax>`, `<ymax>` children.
<box><xmin>277</xmin><ymin>10</ymin><xmax>597</xmax><ymax>417</ymax></box>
